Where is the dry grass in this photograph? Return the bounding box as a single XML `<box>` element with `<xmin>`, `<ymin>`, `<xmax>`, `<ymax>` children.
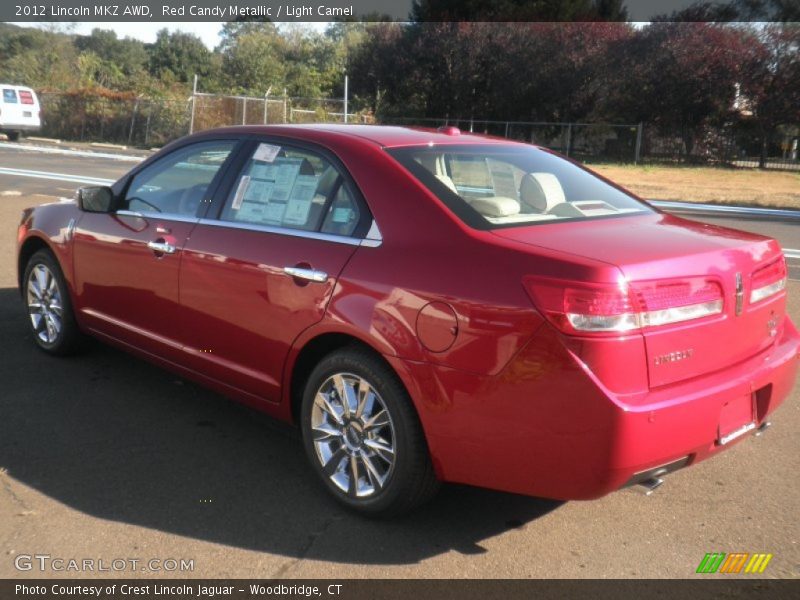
<box><xmin>588</xmin><ymin>164</ymin><xmax>800</xmax><ymax>209</ymax></box>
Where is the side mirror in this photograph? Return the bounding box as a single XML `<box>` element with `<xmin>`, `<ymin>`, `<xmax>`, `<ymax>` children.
<box><xmin>77</xmin><ymin>186</ymin><xmax>114</xmax><ymax>213</ymax></box>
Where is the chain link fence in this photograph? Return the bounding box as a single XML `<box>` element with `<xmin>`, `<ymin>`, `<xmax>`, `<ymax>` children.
<box><xmin>32</xmin><ymin>92</ymin><xmax>799</xmax><ymax>171</ymax></box>
<box><xmin>190</xmin><ymin>92</ymin><xmax>374</xmax><ymax>132</ymax></box>
<box><xmin>38</xmin><ymin>93</ymin><xmax>190</xmax><ymax>148</ymax></box>
<box><xmin>381</xmin><ymin>116</ymin><xmax>644</xmax><ymax>163</ymax></box>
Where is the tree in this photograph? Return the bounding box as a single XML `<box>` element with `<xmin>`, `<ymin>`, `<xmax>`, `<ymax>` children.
<box><xmin>602</xmin><ymin>23</ymin><xmax>750</xmax><ymax>156</ymax></box>
<box><xmin>410</xmin><ymin>0</ymin><xmax>627</xmax><ymax>21</ymax></box>
<box><xmin>148</xmin><ymin>29</ymin><xmax>217</xmax><ymax>85</ymax></box>
<box><xmin>737</xmin><ymin>24</ymin><xmax>800</xmax><ymax>166</ymax></box>
<box><xmin>220</xmin><ymin>27</ymin><xmax>286</xmax><ymax>94</ymax></box>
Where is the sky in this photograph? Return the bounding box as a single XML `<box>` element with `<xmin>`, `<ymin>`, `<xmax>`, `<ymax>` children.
<box><xmin>25</xmin><ymin>21</ymin><xmax>328</xmax><ymax>49</ymax></box>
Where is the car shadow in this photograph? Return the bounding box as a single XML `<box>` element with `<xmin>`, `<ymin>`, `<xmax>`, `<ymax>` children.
<box><xmin>0</xmin><ymin>287</ymin><xmax>562</xmax><ymax>564</ymax></box>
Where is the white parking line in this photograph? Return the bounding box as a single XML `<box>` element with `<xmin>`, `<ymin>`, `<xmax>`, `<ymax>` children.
<box><xmin>0</xmin><ymin>167</ymin><xmax>114</xmax><ymax>186</ymax></box>
<box><xmin>0</xmin><ymin>141</ymin><xmax>144</xmax><ymax>162</ymax></box>
<box><xmin>785</xmin><ymin>249</ymin><xmax>800</xmax><ymax>260</ymax></box>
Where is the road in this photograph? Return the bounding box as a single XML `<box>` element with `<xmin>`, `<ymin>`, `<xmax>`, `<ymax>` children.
<box><xmin>0</xmin><ymin>144</ymin><xmax>798</xmax><ymax>579</ymax></box>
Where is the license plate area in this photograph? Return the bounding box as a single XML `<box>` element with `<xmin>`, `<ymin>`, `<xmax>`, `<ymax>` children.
<box><xmin>23</xmin><ymin>111</ymin><xmax>32</xmax><ymax>117</ymax></box>
<box><xmin>717</xmin><ymin>393</ymin><xmax>755</xmax><ymax>446</ymax></box>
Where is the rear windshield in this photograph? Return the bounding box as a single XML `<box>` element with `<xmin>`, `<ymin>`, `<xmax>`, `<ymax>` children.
<box><xmin>18</xmin><ymin>90</ymin><xmax>34</xmax><ymax>104</ymax></box>
<box><xmin>386</xmin><ymin>144</ymin><xmax>652</xmax><ymax>229</ymax></box>
<box><xmin>2</xmin><ymin>89</ymin><xmax>18</xmax><ymax>103</ymax></box>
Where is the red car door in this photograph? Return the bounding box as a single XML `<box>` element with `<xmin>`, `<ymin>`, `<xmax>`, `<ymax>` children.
<box><xmin>178</xmin><ymin>140</ymin><xmax>372</xmax><ymax>403</ymax></box>
<box><xmin>73</xmin><ymin>140</ymin><xmax>239</xmax><ymax>360</ymax></box>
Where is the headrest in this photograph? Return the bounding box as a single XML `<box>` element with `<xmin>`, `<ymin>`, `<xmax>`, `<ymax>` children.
<box><xmin>519</xmin><ymin>172</ymin><xmax>566</xmax><ymax>213</ymax></box>
<box><xmin>467</xmin><ymin>196</ymin><xmax>520</xmax><ymax>218</ymax></box>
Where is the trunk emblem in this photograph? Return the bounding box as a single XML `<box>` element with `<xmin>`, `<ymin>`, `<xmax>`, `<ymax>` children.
<box><xmin>767</xmin><ymin>312</ymin><xmax>779</xmax><ymax>337</ymax></box>
<box><xmin>735</xmin><ymin>273</ymin><xmax>744</xmax><ymax>316</ymax></box>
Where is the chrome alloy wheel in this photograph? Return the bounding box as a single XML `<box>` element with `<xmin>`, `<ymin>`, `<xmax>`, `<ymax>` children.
<box><xmin>310</xmin><ymin>373</ymin><xmax>396</xmax><ymax>498</ymax></box>
<box><xmin>26</xmin><ymin>263</ymin><xmax>63</xmax><ymax>345</ymax></box>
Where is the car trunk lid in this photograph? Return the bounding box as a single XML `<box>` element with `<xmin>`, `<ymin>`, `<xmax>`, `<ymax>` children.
<box><xmin>494</xmin><ymin>213</ymin><xmax>788</xmax><ymax>387</ymax></box>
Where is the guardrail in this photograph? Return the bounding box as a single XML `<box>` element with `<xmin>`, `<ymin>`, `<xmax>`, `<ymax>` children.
<box><xmin>650</xmin><ymin>200</ymin><xmax>800</xmax><ymax>222</ymax></box>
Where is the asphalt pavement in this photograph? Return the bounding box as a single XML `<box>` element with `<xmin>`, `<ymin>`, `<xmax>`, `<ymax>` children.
<box><xmin>0</xmin><ymin>143</ymin><xmax>798</xmax><ymax>579</ymax></box>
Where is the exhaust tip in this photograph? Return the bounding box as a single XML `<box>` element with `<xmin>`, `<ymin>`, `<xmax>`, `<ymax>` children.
<box><xmin>639</xmin><ymin>477</ymin><xmax>665</xmax><ymax>496</ymax></box>
<box><xmin>754</xmin><ymin>421</ymin><xmax>772</xmax><ymax>437</ymax></box>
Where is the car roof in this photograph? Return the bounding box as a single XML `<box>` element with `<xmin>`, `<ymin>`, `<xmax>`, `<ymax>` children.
<box><xmin>200</xmin><ymin>124</ymin><xmax>518</xmax><ymax>149</ymax></box>
<box><xmin>0</xmin><ymin>84</ymin><xmax>35</xmax><ymax>91</ymax></box>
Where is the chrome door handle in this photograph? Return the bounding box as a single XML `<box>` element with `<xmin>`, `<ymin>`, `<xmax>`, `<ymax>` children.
<box><xmin>283</xmin><ymin>266</ymin><xmax>328</xmax><ymax>283</ymax></box>
<box><xmin>147</xmin><ymin>240</ymin><xmax>176</xmax><ymax>254</ymax></box>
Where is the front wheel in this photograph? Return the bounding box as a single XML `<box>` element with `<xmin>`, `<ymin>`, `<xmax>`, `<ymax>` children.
<box><xmin>300</xmin><ymin>348</ymin><xmax>440</xmax><ymax>517</ymax></box>
<box><xmin>7</xmin><ymin>131</ymin><xmax>20</xmax><ymax>142</ymax></box>
<box><xmin>23</xmin><ymin>249</ymin><xmax>84</xmax><ymax>355</ymax></box>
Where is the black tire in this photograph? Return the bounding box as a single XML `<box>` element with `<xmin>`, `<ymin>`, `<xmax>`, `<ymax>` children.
<box><xmin>22</xmin><ymin>249</ymin><xmax>84</xmax><ymax>355</ymax></box>
<box><xmin>7</xmin><ymin>131</ymin><xmax>20</xmax><ymax>142</ymax></box>
<box><xmin>300</xmin><ymin>347</ymin><xmax>440</xmax><ymax>517</ymax></box>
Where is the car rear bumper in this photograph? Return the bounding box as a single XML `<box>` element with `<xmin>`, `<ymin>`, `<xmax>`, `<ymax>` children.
<box><xmin>391</xmin><ymin>316</ymin><xmax>800</xmax><ymax>500</ymax></box>
<box><xmin>1</xmin><ymin>123</ymin><xmax>41</xmax><ymax>132</ymax></box>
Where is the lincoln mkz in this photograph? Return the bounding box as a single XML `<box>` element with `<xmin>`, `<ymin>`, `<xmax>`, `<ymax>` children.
<box><xmin>17</xmin><ymin>125</ymin><xmax>799</xmax><ymax>515</ymax></box>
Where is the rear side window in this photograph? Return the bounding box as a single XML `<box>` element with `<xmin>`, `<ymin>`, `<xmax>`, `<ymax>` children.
<box><xmin>220</xmin><ymin>143</ymin><xmax>361</xmax><ymax>237</ymax></box>
<box><xmin>18</xmin><ymin>90</ymin><xmax>34</xmax><ymax>105</ymax></box>
<box><xmin>2</xmin><ymin>89</ymin><xmax>17</xmax><ymax>103</ymax></box>
<box><xmin>387</xmin><ymin>144</ymin><xmax>652</xmax><ymax>229</ymax></box>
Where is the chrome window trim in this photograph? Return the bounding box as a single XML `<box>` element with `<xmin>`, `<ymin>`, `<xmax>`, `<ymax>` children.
<box><xmin>196</xmin><ymin>218</ymin><xmax>383</xmax><ymax>248</ymax></box>
<box><xmin>115</xmin><ymin>210</ymin><xmax>199</xmax><ymax>224</ymax></box>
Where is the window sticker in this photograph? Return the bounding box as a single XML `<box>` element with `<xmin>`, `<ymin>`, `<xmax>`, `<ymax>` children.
<box><xmin>231</xmin><ymin>175</ymin><xmax>250</xmax><ymax>210</ymax></box>
<box><xmin>488</xmin><ymin>160</ymin><xmax>519</xmax><ymax>199</ymax></box>
<box><xmin>252</xmin><ymin>143</ymin><xmax>281</xmax><ymax>163</ymax></box>
<box><xmin>268</xmin><ymin>161</ymin><xmax>299</xmax><ymax>202</ymax></box>
<box><xmin>283</xmin><ymin>175</ymin><xmax>318</xmax><ymax>225</ymax></box>
<box><xmin>332</xmin><ymin>207</ymin><xmax>353</xmax><ymax>223</ymax></box>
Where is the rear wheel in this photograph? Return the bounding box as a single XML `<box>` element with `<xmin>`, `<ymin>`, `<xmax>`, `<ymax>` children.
<box><xmin>300</xmin><ymin>347</ymin><xmax>440</xmax><ymax>516</ymax></box>
<box><xmin>7</xmin><ymin>131</ymin><xmax>20</xmax><ymax>142</ymax></box>
<box><xmin>23</xmin><ymin>249</ymin><xmax>84</xmax><ymax>355</ymax></box>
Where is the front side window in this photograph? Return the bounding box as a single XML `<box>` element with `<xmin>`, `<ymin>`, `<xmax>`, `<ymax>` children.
<box><xmin>123</xmin><ymin>141</ymin><xmax>235</xmax><ymax>216</ymax></box>
<box><xmin>220</xmin><ymin>142</ymin><xmax>361</xmax><ymax>237</ymax></box>
<box><xmin>2</xmin><ymin>89</ymin><xmax>18</xmax><ymax>103</ymax></box>
<box><xmin>387</xmin><ymin>144</ymin><xmax>652</xmax><ymax>229</ymax></box>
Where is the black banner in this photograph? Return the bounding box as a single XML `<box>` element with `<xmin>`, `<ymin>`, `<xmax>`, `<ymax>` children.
<box><xmin>3</xmin><ymin>580</ymin><xmax>800</xmax><ymax>600</ymax></box>
<box><xmin>2</xmin><ymin>1</ymin><xmax>798</xmax><ymax>22</ymax></box>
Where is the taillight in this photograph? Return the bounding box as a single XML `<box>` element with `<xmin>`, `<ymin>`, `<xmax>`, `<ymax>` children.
<box><xmin>523</xmin><ymin>276</ymin><xmax>724</xmax><ymax>336</ymax></box>
<box><xmin>750</xmin><ymin>257</ymin><xmax>787</xmax><ymax>304</ymax></box>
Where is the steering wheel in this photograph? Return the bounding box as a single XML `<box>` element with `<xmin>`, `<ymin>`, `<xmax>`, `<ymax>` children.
<box><xmin>126</xmin><ymin>197</ymin><xmax>162</xmax><ymax>213</ymax></box>
<box><xmin>177</xmin><ymin>184</ymin><xmax>208</xmax><ymax>216</ymax></box>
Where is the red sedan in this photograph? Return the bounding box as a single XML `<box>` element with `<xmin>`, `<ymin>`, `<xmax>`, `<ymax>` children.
<box><xmin>16</xmin><ymin>125</ymin><xmax>799</xmax><ymax>516</ymax></box>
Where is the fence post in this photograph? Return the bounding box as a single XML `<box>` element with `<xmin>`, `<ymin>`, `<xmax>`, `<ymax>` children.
<box><xmin>504</xmin><ymin>122</ymin><xmax>510</xmax><ymax>138</ymax></box>
<box><xmin>189</xmin><ymin>74</ymin><xmax>198</xmax><ymax>134</ymax></box>
<box><xmin>242</xmin><ymin>97</ymin><xmax>247</xmax><ymax>125</ymax></box>
<box><xmin>634</xmin><ymin>122</ymin><xmax>643</xmax><ymax>164</ymax></box>
<box><xmin>144</xmin><ymin>107</ymin><xmax>151</xmax><ymax>147</ymax></box>
<box><xmin>343</xmin><ymin>73</ymin><xmax>348</xmax><ymax>124</ymax></box>
<box><xmin>565</xmin><ymin>123</ymin><xmax>573</xmax><ymax>157</ymax></box>
<box><xmin>128</xmin><ymin>99</ymin><xmax>139</xmax><ymax>146</ymax></box>
<box><xmin>283</xmin><ymin>88</ymin><xmax>288</xmax><ymax>123</ymax></box>
<box><xmin>263</xmin><ymin>87</ymin><xmax>272</xmax><ymax>125</ymax></box>
<box><xmin>99</xmin><ymin>98</ymin><xmax>106</xmax><ymax>141</ymax></box>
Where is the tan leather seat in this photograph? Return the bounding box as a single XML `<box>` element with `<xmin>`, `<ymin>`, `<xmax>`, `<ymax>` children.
<box><xmin>519</xmin><ymin>172</ymin><xmax>566</xmax><ymax>213</ymax></box>
<box><xmin>466</xmin><ymin>196</ymin><xmax>520</xmax><ymax>218</ymax></box>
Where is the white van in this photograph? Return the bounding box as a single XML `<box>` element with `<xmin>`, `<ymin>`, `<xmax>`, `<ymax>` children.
<box><xmin>0</xmin><ymin>85</ymin><xmax>41</xmax><ymax>141</ymax></box>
